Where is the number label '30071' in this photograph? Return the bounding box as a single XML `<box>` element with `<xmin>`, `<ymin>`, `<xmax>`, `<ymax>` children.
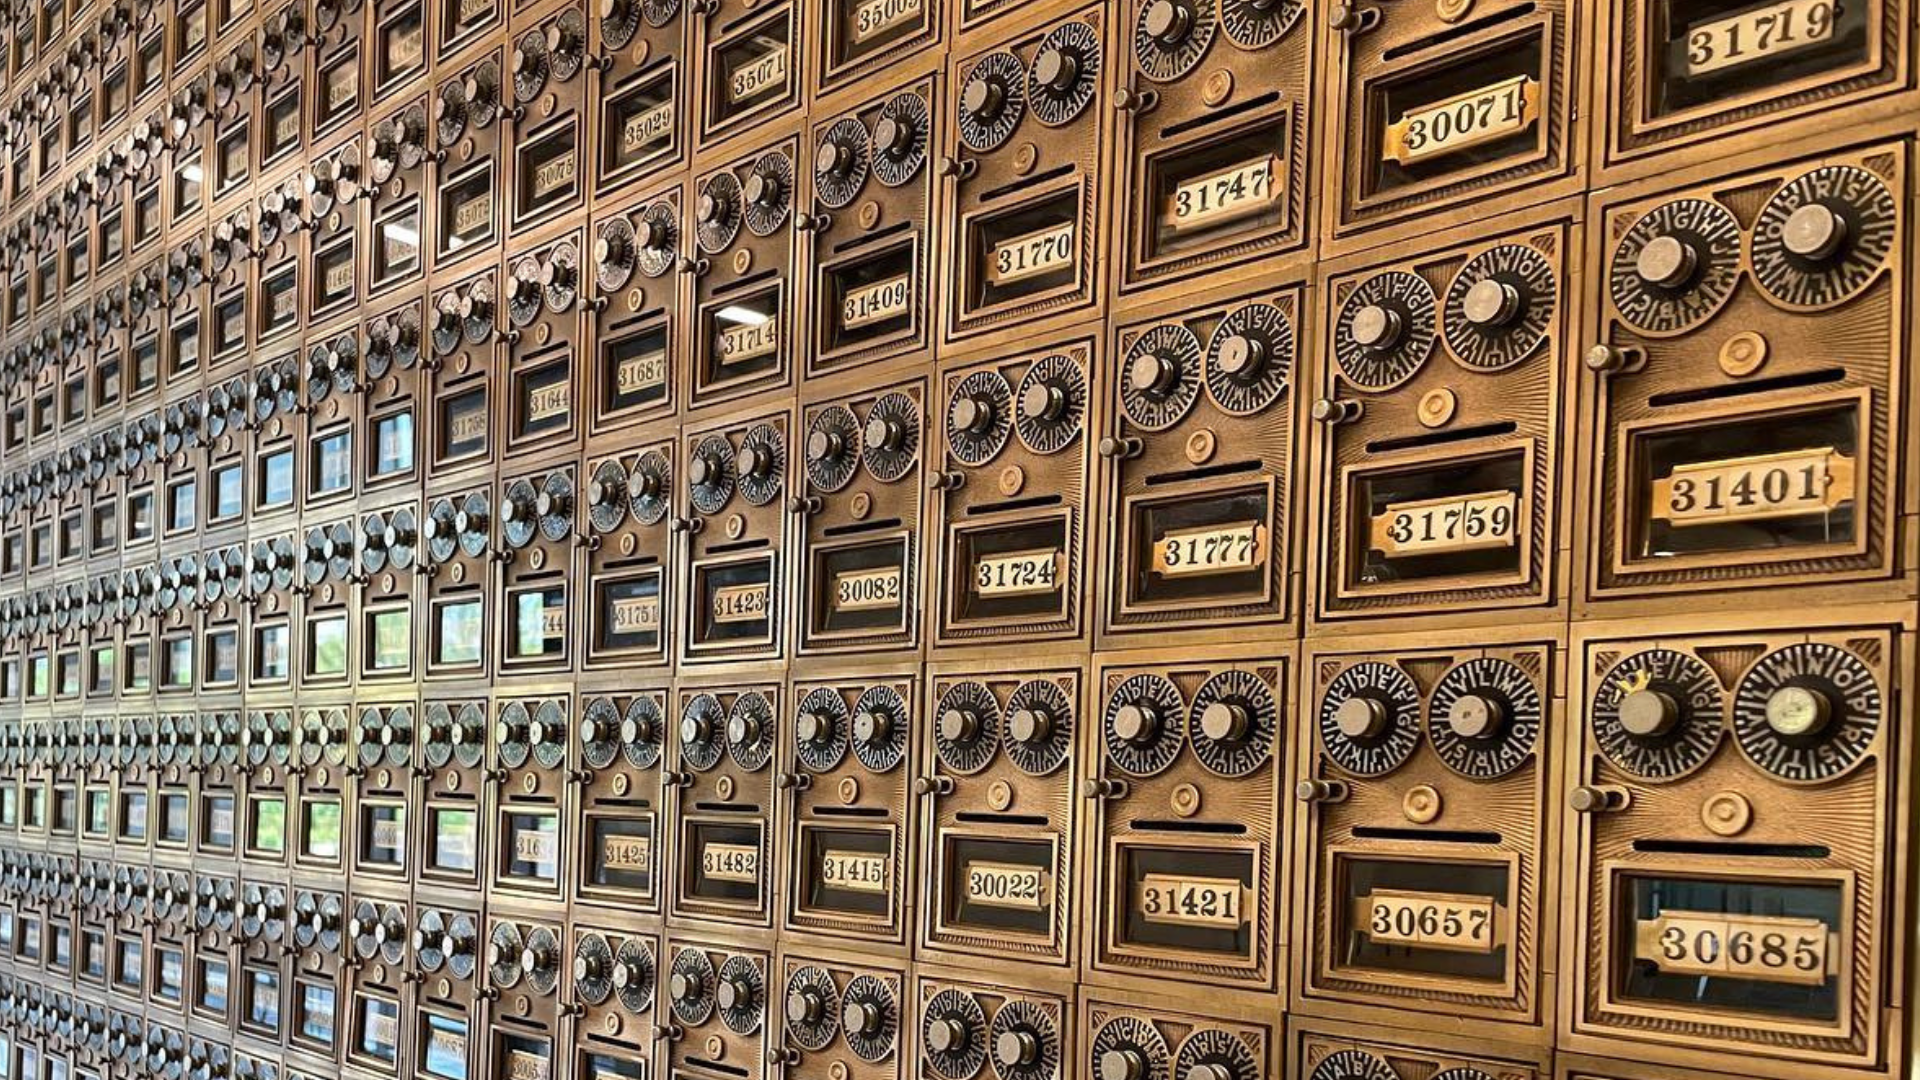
<box><xmin>1383</xmin><ymin>76</ymin><xmax>1540</xmax><ymax>165</ymax></box>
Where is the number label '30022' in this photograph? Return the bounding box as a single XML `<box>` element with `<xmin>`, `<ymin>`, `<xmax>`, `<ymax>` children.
<box><xmin>966</xmin><ymin>861</ymin><xmax>1047</xmax><ymax>910</ymax></box>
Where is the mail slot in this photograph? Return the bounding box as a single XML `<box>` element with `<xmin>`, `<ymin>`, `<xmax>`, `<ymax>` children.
<box><xmin>676</xmin><ymin>405</ymin><xmax>791</xmax><ymax>665</ymax></box>
<box><xmin>1318</xmin><ymin>0</ymin><xmax>1582</xmax><ymax>252</ymax></box>
<box><xmin>685</xmin><ymin>131</ymin><xmax>801</xmax><ymax>409</ymax></box>
<box><xmin>568</xmin><ymin>923</ymin><xmax>658</xmax><ymax>1060</ymax></box>
<box><xmin>490</xmin><ymin>693</ymin><xmax>570</xmax><ymax>897</ymax></box>
<box><xmin>1312</xmin><ymin>202</ymin><xmax>1576</xmax><ymax>629</ymax></box>
<box><xmin>422</xmin><ymin>481</ymin><xmax>495</xmax><ymax>679</ymax></box>
<box><xmin>669</xmin><ymin>683</ymin><xmax>782</xmax><ymax>929</ymax></box>
<box><xmin>500</xmin><ymin>229</ymin><xmax>585</xmax><ymax>457</ymax></box>
<box><xmin>574</xmin><ymin>688</ymin><xmax>667</xmax><ymax>913</ymax></box>
<box><xmin>1565</xmin><ymin>621</ymin><xmax>1906</xmax><ymax>1077</ymax></box>
<box><xmin>1579</xmin><ymin>139</ymin><xmax>1912</xmax><ymax>612</ymax></box>
<box><xmin>581</xmin><ymin>442</ymin><xmax>674</xmax><ymax>669</ymax></box>
<box><xmin>795</xmin><ymin>377</ymin><xmax>925</xmax><ymax>656</ymax></box>
<box><xmin>588</xmin><ymin>183</ymin><xmax>681</xmax><ymax>435</ymax></box>
<box><xmin>933</xmin><ymin>336</ymin><xmax>1094</xmax><ymax>649</ymax></box>
<box><xmin>802</xmin><ymin>68</ymin><xmax>939</xmax><ymax>379</ymax></box>
<box><xmin>773</xmin><ymin>955</ymin><xmax>906</xmax><ymax>1080</ymax></box>
<box><xmin>1295</xmin><ymin>632</ymin><xmax>1555</xmax><ymax>1037</ymax></box>
<box><xmin>942</xmin><ymin>7</ymin><xmax>1113</xmax><ymax>345</ymax></box>
<box><xmin>495</xmin><ymin>464</ymin><xmax>577</xmax><ymax>672</ymax></box>
<box><xmin>784</xmin><ymin>673</ymin><xmax>916</xmax><ymax>950</ymax></box>
<box><xmin>920</xmin><ymin>662</ymin><xmax>1081</xmax><ymax>971</ymax></box>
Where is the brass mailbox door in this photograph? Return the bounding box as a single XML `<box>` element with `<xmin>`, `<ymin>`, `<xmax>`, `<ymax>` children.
<box><xmin>1579</xmin><ymin>138</ymin><xmax>1912</xmax><ymax>612</ymax></box>
<box><xmin>1295</xmin><ymin>635</ymin><xmax>1556</xmax><ymax>1036</ymax></box>
<box><xmin>685</xmin><ymin>133</ymin><xmax>802</xmax><ymax>411</ymax></box>
<box><xmin>667</xmin><ymin>682</ymin><xmax>783</xmax><ymax>930</ymax></box>
<box><xmin>932</xmin><ymin>337</ymin><xmax>1095</xmax><ymax>651</ymax></box>
<box><xmin>573</xmin><ymin>687</ymin><xmax>668</xmax><ymax>914</ymax></box>
<box><xmin>1564</xmin><ymin>621</ymin><xmax>1908</xmax><ymax>1078</ymax></box>
<box><xmin>1318</xmin><ymin>0</ymin><xmax>1583</xmax><ymax>252</ymax></box>
<box><xmin>800</xmin><ymin>69</ymin><xmax>940</xmax><ymax>381</ymax></box>
<box><xmin>675</xmin><ymin>406</ymin><xmax>791</xmax><ymax>666</ymax></box>
<box><xmin>1311</xmin><ymin>204</ymin><xmax>1577</xmax><ymax>631</ymax></box>
<box><xmin>1085</xmin><ymin>650</ymin><xmax>1287</xmax><ymax>994</ymax></box>
<box><xmin>941</xmin><ymin>6</ymin><xmax>1114</xmax><ymax>347</ymax></box>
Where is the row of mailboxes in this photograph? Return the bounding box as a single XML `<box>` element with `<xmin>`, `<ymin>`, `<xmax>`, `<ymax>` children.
<box><xmin>0</xmin><ymin>605</ymin><xmax>1906</xmax><ymax>1079</ymax></box>
<box><xmin>2</xmin><ymin>0</ymin><xmax>1915</xmax><ymax>311</ymax></box>
<box><xmin>0</xmin><ymin>130</ymin><xmax>1911</xmax><ymax>664</ymax></box>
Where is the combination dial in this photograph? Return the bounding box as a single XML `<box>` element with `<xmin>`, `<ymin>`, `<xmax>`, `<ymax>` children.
<box><xmin>1317</xmin><ymin>661</ymin><xmax>1420</xmax><ymax>777</ymax></box>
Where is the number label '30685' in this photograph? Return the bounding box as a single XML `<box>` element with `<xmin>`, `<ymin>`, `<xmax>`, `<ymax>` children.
<box><xmin>1634</xmin><ymin>910</ymin><xmax>1835</xmax><ymax>986</ymax></box>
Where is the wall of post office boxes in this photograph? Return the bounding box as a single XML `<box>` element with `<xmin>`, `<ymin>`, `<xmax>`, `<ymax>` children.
<box><xmin>0</xmin><ymin>0</ymin><xmax>1911</xmax><ymax>1079</ymax></box>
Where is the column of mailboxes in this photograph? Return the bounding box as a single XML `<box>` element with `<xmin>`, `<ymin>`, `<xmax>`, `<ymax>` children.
<box><xmin>0</xmin><ymin>2</ymin><xmax>1910</xmax><ymax>1080</ymax></box>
